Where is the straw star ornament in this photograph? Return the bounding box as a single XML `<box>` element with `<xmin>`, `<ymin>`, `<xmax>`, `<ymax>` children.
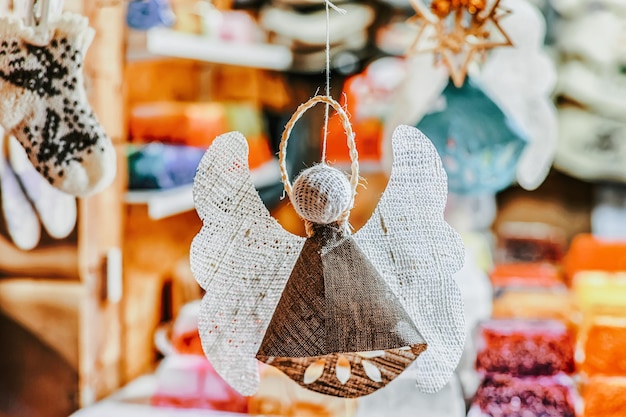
<box><xmin>407</xmin><ymin>0</ymin><xmax>513</xmax><ymax>87</ymax></box>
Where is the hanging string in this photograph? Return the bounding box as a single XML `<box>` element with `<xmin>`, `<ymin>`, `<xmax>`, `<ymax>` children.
<box><xmin>321</xmin><ymin>0</ymin><xmax>346</xmax><ymax>163</ymax></box>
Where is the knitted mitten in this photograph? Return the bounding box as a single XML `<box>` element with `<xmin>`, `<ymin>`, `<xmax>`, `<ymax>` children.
<box><xmin>0</xmin><ymin>12</ymin><xmax>116</xmax><ymax>197</ymax></box>
<box><xmin>8</xmin><ymin>135</ymin><xmax>76</xmax><ymax>239</ymax></box>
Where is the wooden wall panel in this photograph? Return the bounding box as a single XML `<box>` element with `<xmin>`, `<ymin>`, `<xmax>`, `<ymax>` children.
<box><xmin>122</xmin><ymin>206</ymin><xmax>203</xmax><ymax>381</ymax></box>
<box><xmin>0</xmin><ymin>311</ymin><xmax>78</xmax><ymax>417</ymax></box>
<box><xmin>0</xmin><ymin>280</ymin><xmax>82</xmax><ymax>369</ymax></box>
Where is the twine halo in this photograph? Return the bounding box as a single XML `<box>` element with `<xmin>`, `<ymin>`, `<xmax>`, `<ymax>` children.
<box><xmin>278</xmin><ymin>95</ymin><xmax>360</xmax><ymax>230</ymax></box>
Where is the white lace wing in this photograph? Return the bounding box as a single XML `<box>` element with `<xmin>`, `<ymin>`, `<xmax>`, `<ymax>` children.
<box><xmin>353</xmin><ymin>125</ymin><xmax>465</xmax><ymax>393</ymax></box>
<box><xmin>190</xmin><ymin>131</ymin><xmax>305</xmax><ymax>395</ymax></box>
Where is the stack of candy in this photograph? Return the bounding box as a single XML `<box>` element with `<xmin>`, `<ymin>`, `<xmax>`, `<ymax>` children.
<box><xmin>470</xmin><ymin>373</ymin><xmax>579</xmax><ymax>417</ymax></box>
<box><xmin>468</xmin><ymin>222</ymin><xmax>581</xmax><ymax>416</ymax></box>
<box><xmin>566</xmin><ymin>235</ymin><xmax>626</xmax><ymax>417</ymax></box>
<box><xmin>469</xmin><ymin>222</ymin><xmax>626</xmax><ymax>416</ymax></box>
<box><xmin>469</xmin><ymin>319</ymin><xmax>579</xmax><ymax>417</ymax></box>
<box><xmin>490</xmin><ymin>262</ymin><xmax>577</xmax><ymax>334</ymax></box>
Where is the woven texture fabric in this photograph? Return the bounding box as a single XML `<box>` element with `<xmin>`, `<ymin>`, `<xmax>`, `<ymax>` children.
<box><xmin>258</xmin><ymin>346</ymin><xmax>426</xmax><ymax>398</ymax></box>
<box><xmin>191</xmin><ymin>131</ymin><xmax>305</xmax><ymax>396</ymax></box>
<box><xmin>191</xmin><ymin>125</ymin><xmax>464</xmax><ymax>396</ymax></box>
<box><xmin>255</xmin><ymin>222</ymin><xmax>427</xmax><ymax>397</ymax></box>
<box><xmin>353</xmin><ymin>125</ymin><xmax>465</xmax><ymax>393</ymax></box>
<box><xmin>257</xmin><ymin>223</ymin><xmax>426</xmax><ymax>357</ymax></box>
<box><xmin>0</xmin><ymin>13</ymin><xmax>116</xmax><ymax>196</ymax></box>
<box><xmin>291</xmin><ymin>164</ymin><xmax>351</xmax><ymax>224</ymax></box>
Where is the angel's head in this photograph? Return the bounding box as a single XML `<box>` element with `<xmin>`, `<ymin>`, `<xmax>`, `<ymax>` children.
<box><xmin>291</xmin><ymin>163</ymin><xmax>352</xmax><ymax>225</ymax></box>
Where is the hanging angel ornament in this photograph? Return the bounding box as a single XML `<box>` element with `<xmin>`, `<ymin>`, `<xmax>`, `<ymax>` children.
<box><xmin>190</xmin><ymin>96</ymin><xmax>465</xmax><ymax>398</ymax></box>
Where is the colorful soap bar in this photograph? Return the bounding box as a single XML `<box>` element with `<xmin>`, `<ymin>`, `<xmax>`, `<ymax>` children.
<box><xmin>468</xmin><ymin>373</ymin><xmax>579</xmax><ymax>417</ymax></box>
<box><xmin>492</xmin><ymin>289</ymin><xmax>577</xmax><ymax>332</ymax></box>
<box><xmin>127</xmin><ymin>143</ymin><xmax>206</xmax><ymax>191</ymax></box>
<box><xmin>130</xmin><ymin>101</ymin><xmax>228</xmax><ymax>147</ymax></box>
<box><xmin>572</xmin><ymin>271</ymin><xmax>626</xmax><ymax>312</ymax></box>
<box><xmin>583</xmin><ymin>376</ymin><xmax>626</xmax><ymax>417</ymax></box>
<box><xmin>475</xmin><ymin>320</ymin><xmax>575</xmax><ymax>376</ymax></box>
<box><xmin>490</xmin><ymin>262</ymin><xmax>564</xmax><ymax>288</ymax></box>
<box><xmin>564</xmin><ymin>234</ymin><xmax>626</xmax><ymax>283</ymax></box>
<box><xmin>581</xmin><ymin>312</ymin><xmax>626</xmax><ymax>376</ymax></box>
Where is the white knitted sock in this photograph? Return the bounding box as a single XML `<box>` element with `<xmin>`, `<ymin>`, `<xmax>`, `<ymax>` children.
<box><xmin>0</xmin><ymin>133</ymin><xmax>40</xmax><ymax>250</ymax></box>
<box><xmin>0</xmin><ymin>12</ymin><xmax>116</xmax><ymax>197</ymax></box>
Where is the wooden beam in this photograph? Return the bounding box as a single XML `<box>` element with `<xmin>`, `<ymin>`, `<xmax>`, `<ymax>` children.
<box><xmin>78</xmin><ymin>0</ymin><xmax>126</xmax><ymax>405</ymax></box>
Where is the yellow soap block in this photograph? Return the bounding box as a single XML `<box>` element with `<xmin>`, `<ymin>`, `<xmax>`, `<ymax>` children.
<box><xmin>572</xmin><ymin>271</ymin><xmax>626</xmax><ymax>311</ymax></box>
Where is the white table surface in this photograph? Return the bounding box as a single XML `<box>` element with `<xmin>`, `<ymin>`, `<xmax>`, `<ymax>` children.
<box><xmin>71</xmin><ymin>375</ymin><xmax>248</xmax><ymax>417</ymax></box>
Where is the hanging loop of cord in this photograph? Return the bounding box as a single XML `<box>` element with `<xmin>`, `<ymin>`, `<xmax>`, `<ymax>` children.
<box><xmin>279</xmin><ymin>95</ymin><xmax>359</xmax><ymax>206</ymax></box>
<box><xmin>16</xmin><ymin>0</ymin><xmax>64</xmax><ymax>45</ymax></box>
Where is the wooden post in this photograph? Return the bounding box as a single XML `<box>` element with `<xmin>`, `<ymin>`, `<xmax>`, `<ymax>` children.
<box><xmin>75</xmin><ymin>0</ymin><xmax>127</xmax><ymax>406</ymax></box>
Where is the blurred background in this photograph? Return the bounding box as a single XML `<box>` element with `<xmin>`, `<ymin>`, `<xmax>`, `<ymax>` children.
<box><xmin>1</xmin><ymin>0</ymin><xmax>626</xmax><ymax>416</ymax></box>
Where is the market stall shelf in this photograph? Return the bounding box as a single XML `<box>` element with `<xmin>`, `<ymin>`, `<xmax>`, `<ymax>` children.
<box><xmin>146</xmin><ymin>27</ymin><xmax>293</xmax><ymax>71</ymax></box>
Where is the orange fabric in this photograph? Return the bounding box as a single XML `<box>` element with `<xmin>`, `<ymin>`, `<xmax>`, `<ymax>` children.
<box><xmin>246</xmin><ymin>133</ymin><xmax>275</xmax><ymax>170</ymax></box>
<box><xmin>563</xmin><ymin>234</ymin><xmax>626</xmax><ymax>283</ymax></box>
<box><xmin>130</xmin><ymin>102</ymin><xmax>228</xmax><ymax>147</ymax></box>
<box><xmin>129</xmin><ymin>101</ymin><xmax>274</xmax><ymax>169</ymax></box>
